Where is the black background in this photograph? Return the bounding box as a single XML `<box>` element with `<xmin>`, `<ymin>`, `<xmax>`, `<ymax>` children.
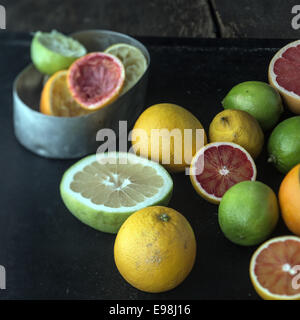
<box><xmin>0</xmin><ymin>33</ymin><xmax>294</xmax><ymax>300</ymax></box>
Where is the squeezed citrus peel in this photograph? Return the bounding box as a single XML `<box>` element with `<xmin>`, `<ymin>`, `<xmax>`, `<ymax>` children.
<box><xmin>37</xmin><ymin>30</ymin><xmax>86</xmax><ymax>57</ymax></box>
<box><xmin>104</xmin><ymin>43</ymin><xmax>147</xmax><ymax>94</ymax></box>
<box><xmin>31</xmin><ymin>30</ymin><xmax>87</xmax><ymax>75</ymax></box>
<box><xmin>40</xmin><ymin>70</ymin><xmax>90</xmax><ymax>117</ymax></box>
<box><xmin>67</xmin><ymin>52</ymin><xmax>125</xmax><ymax>110</ymax></box>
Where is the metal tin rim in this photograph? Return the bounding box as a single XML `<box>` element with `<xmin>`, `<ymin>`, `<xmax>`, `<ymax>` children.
<box><xmin>13</xmin><ymin>30</ymin><xmax>150</xmax><ymax>159</ymax></box>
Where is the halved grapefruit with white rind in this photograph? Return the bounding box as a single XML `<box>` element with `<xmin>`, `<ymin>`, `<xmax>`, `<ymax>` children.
<box><xmin>250</xmin><ymin>236</ymin><xmax>300</xmax><ymax>300</ymax></box>
<box><xmin>269</xmin><ymin>40</ymin><xmax>300</xmax><ymax>114</ymax></box>
<box><xmin>67</xmin><ymin>52</ymin><xmax>125</xmax><ymax>111</ymax></box>
<box><xmin>60</xmin><ymin>152</ymin><xmax>173</xmax><ymax>233</ymax></box>
<box><xmin>190</xmin><ymin>142</ymin><xmax>257</xmax><ymax>204</ymax></box>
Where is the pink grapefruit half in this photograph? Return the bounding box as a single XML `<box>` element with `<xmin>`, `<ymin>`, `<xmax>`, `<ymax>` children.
<box><xmin>269</xmin><ymin>40</ymin><xmax>300</xmax><ymax>114</ymax></box>
<box><xmin>67</xmin><ymin>52</ymin><xmax>125</xmax><ymax>111</ymax></box>
<box><xmin>190</xmin><ymin>142</ymin><xmax>257</xmax><ymax>204</ymax></box>
<box><xmin>250</xmin><ymin>236</ymin><xmax>300</xmax><ymax>300</ymax></box>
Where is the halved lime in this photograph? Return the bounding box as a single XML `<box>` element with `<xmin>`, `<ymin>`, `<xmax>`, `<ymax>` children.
<box><xmin>60</xmin><ymin>152</ymin><xmax>173</xmax><ymax>233</ymax></box>
<box><xmin>31</xmin><ymin>30</ymin><xmax>87</xmax><ymax>75</ymax></box>
<box><xmin>104</xmin><ymin>43</ymin><xmax>147</xmax><ymax>94</ymax></box>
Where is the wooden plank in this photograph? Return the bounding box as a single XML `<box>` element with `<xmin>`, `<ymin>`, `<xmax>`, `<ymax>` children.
<box><xmin>3</xmin><ymin>0</ymin><xmax>216</xmax><ymax>37</ymax></box>
<box><xmin>212</xmin><ymin>0</ymin><xmax>300</xmax><ymax>38</ymax></box>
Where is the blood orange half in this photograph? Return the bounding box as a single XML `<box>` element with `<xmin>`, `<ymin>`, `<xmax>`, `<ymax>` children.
<box><xmin>250</xmin><ymin>236</ymin><xmax>300</xmax><ymax>300</ymax></box>
<box><xmin>67</xmin><ymin>52</ymin><xmax>125</xmax><ymax>111</ymax></box>
<box><xmin>269</xmin><ymin>40</ymin><xmax>300</xmax><ymax>114</ymax></box>
<box><xmin>189</xmin><ymin>142</ymin><xmax>256</xmax><ymax>204</ymax></box>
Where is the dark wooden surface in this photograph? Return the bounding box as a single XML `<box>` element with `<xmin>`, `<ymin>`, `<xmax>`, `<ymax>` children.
<box><xmin>1</xmin><ymin>0</ymin><xmax>299</xmax><ymax>39</ymax></box>
<box><xmin>2</xmin><ymin>0</ymin><xmax>215</xmax><ymax>37</ymax></box>
<box><xmin>212</xmin><ymin>0</ymin><xmax>300</xmax><ymax>38</ymax></box>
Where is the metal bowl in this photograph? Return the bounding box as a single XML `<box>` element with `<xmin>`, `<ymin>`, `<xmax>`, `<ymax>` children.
<box><xmin>13</xmin><ymin>30</ymin><xmax>150</xmax><ymax>159</ymax></box>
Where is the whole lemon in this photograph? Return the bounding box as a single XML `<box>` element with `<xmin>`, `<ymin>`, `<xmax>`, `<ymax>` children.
<box><xmin>209</xmin><ymin>109</ymin><xmax>264</xmax><ymax>159</ymax></box>
<box><xmin>131</xmin><ymin>103</ymin><xmax>207</xmax><ymax>172</ymax></box>
<box><xmin>114</xmin><ymin>206</ymin><xmax>196</xmax><ymax>293</ymax></box>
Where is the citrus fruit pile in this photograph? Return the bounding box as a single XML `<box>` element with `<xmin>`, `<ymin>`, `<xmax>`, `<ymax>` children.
<box><xmin>31</xmin><ymin>30</ymin><xmax>148</xmax><ymax>117</ymax></box>
<box><xmin>57</xmin><ymin>36</ymin><xmax>300</xmax><ymax>299</ymax></box>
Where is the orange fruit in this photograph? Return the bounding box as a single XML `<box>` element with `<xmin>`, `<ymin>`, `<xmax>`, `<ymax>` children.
<box><xmin>67</xmin><ymin>52</ymin><xmax>125</xmax><ymax>111</ymax></box>
<box><xmin>190</xmin><ymin>142</ymin><xmax>257</xmax><ymax>204</ymax></box>
<box><xmin>131</xmin><ymin>103</ymin><xmax>207</xmax><ymax>173</ymax></box>
<box><xmin>269</xmin><ymin>40</ymin><xmax>300</xmax><ymax>114</ymax></box>
<box><xmin>40</xmin><ymin>70</ymin><xmax>90</xmax><ymax>117</ymax></box>
<box><xmin>114</xmin><ymin>206</ymin><xmax>196</xmax><ymax>293</ymax></box>
<box><xmin>250</xmin><ymin>236</ymin><xmax>300</xmax><ymax>300</ymax></box>
<box><xmin>279</xmin><ymin>164</ymin><xmax>300</xmax><ymax>236</ymax></box>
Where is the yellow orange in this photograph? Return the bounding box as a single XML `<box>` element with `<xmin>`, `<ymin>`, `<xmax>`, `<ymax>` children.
<box><xmin>131</xmin><ymin>103</ymin><xmax>207</xmax><ymax>173</ymax></box>
<box><xmin>114</xmin><ymin>206</ymin><xmax>196</xmax><ymax>293</ymax></box>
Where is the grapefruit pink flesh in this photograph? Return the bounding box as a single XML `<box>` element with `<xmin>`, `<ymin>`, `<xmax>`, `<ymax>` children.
<box><xmin>195</xmin><ymin>144</ymin><xmax>255</xmax><ymax>198</ymax></box>
<box><xmin>274</xmin><ymin>45</ymin><xmax>300</xmax><ymax>95</ymax></box>
<box><xmin>68</xmin><ymin>52</ymin><xmax>125</xmax><ymax>110</ymax></box>
<box><xmin>254</xmin><ymin>239</ymin><xmax>300</xmax><ymax>296</ymax></box>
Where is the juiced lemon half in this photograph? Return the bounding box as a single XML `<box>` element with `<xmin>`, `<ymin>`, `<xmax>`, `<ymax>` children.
<box><xmin>104</xmin><ymin>43</ymin><xmax>147</xmax><ymax>94</ymax></box>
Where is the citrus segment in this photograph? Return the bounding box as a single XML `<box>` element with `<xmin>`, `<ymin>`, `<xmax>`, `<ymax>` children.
<box><xmin>67</xmin><ymin>52</ymin><xmax>125</xmax><ymax>110</ymax></box>
<box><xmin>40</xmin><ymin>70</ymin><xmax>90</xmax><ymax>117</ymax></box>
<box><xmin>104</xmin><ymin>43</ymin><xmax>147</xmax><ymax>94</ymax></box>
<box><xmin>268</xmin><ymin>40</ymin><xmax>300</xmax><ymax>114</ymax></box>
<box><xmin>250</xmin><ymin>236</ymin><xmax>300</xmax><ymax>300</ymax></box>
<box><xmin>190</xmin><ymin>142</ymin><xmax>256</xmax><ymax>204</ymax></box>
<box><xmin>60</xmin><ymin>152</ymin><xmax>173</xmax><ymax>233</ymax></box>
<box><xmin>31</xmin><ymin>30</ymin><xmax>87</xmax><ymax>75</ymax></box>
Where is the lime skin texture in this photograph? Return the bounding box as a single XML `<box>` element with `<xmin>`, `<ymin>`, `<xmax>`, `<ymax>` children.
<box><xmin>218</xmin><ymin>181</ymin><xmax>279</xmax><ymax>246</ymax></box>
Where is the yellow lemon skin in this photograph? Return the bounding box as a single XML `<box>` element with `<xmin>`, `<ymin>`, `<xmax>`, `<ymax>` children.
<box><xmin>132</xmin><ymin>103</ymin><xmax>207</xmax><ymax>172</ymax></box>
<box><xmin>209</xmin><ymin>109</ymin><xmax>264</xmax><ymax>159</ymax></box>
<box><xmin>114</xmin><ymin>206</ymin><xmax>196</xmax><ymax>293</ymax></box>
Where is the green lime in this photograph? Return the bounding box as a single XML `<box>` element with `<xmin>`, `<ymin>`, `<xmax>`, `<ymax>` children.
<box><xmin>31</xmin><ymin>30</ymin><xmax>87</xmax><ymax>75</ymax></box>
<box><xmin>222</xmin><ymin>81</ymin><xmax>283</xmax><ymax>131</ymax></box>
<box><xmin>60</xmin><ymin>152</ymin><xmax>173</xmax><ymax>234</ymax></box>
<box><xmin>218</xmin><ymin>181</ymin><xmax>279</xmax><ymax>246</ymax></box>
<box><xmin>267</xmin><ymin>116</ymin><xmax>300</xmax><ymax>173</ymax></box>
